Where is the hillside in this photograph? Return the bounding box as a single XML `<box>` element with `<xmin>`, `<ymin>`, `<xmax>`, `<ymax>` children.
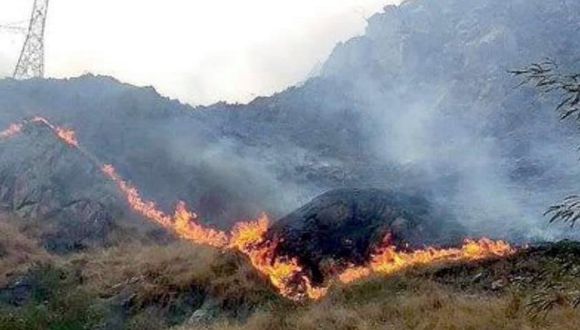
<box><xmin>0</xmin><ymin>118</ymin><xmax>170</xmax><ymax>253</ymax></box>
<box><xmin>0</xmin><ymin>0</ymin><xmax>578</xmax><ymax>240</ymax></box>
<box><xmin>1</xmin><ymin>0</ymin><xmax>580</xmax><ymax>328</ymax></box>
<box><xmin>0</xmin><ymin>241</ymin><xmax>579</xmax><ymax>329</ymax></box>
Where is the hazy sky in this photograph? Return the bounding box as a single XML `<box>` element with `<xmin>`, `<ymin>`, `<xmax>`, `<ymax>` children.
<box><xmin>0</xmin><ymin>0</ymin><xmax>397</xmax><ymax>105</ymax></box>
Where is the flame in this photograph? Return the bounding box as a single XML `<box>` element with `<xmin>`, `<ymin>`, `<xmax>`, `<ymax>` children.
<box><xmin>230</xmin><ymin>216</ymin><xmax>312</xmax><ymax>299</ymax></box>
<box><xmin>101</xmin><ymin>164</ymin><xmax>322</xmax><ymax>299</ymax></box>
<box><xmin>54</xmin><ymin>127</ymin><xmax>79</xmax><ymax>147</ymax></box>
<box><xmin>174</xmin><ymin>201</ymin><xmax>228</xmax><ymax>248</ymax></box>
<box><xmin>0</xmin><ymin>117</ymin><xmax>519</xmax><ymax>301</ymax></box>
<box><xmin>0</xmin><ymin>117</ymin><xmax>78</xmax><ymax>148</ymax></box>
<box><xmin>0</xmin><ymin>123</ymin><xmax>23</xmax><ymax>139</ymax></box>
<box><xmin>101</xmin><ymin>164</ymin><xmax>172</xmax><ymax>227</ymax></box>
<box><xmin>101</xmin><ymin>164</ymin><xmax>229</xmax><ymax>248</ymax></box>
<box><xmin>337</xmin><ymin>237</ymin><xmax>516</xmax><ymax>285</ymax></box>
<box><xmin>30</xmin><ymin>117</ymin><xmax>79</xmax><ymax>147</ymax></box>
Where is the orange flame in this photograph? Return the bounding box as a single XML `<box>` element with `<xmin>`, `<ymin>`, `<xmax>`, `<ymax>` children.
<box><xmin>174</xmin><ymin>201</ymin><xmax>228</xmax><ymax>248</ymax></box>
<box><xmin>102</xmin><ymin>164</ymin><xmax>172</xmax><ymax>227</ymax></box>
<box><xmin>0</xmin><ymin>117</ymin><xmax>78</xmax><ymax>148</ymax></box>
<box><xmin>0</xmin><ymin>117</ymin><xmax>519</xmax><ymax>301</ymax></box>
<box><xmin>0</xmin><ymin>123</ymin><xmax>23</xmax><ymax>139</ymax></box>
<box><xmin>230</xmin><ymin>216</ymin><xmax>314</xmax><ymax>299</ymax></box>
<box><xmin>54</xmin><ymin>127</ymin><xmax>79</xmax><ymax>147</ymax></box>
<box><xmin>101</xmin><ymin>163</ymin><xmax>322</xmax><ymax>299</ymax></box>
<box><xmin>337</xmin><ymin>237</ymin><xmax>515</xmax><ymax>284</ymax></box>
<box><xmin>101</xmin><ymin>164</ymin><xmax>229</xmax><ymax>248</ymax></box>
<box><xmin>29</xmin><ymin>117</ymin><xmax>79</xmax><ymax>147</ymax></box>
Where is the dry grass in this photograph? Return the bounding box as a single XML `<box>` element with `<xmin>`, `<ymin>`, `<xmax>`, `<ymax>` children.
<box><xmin>177</xmin><ymin>276</ymin><xmax>580</xmax><ymax>330</ymax></box>
<box><xmin>0</xmin><ymin>217</ymin><xmax>51</xmax><ymax>287</ymax></box>
<box><xmin>3</xmin><ymin>224</ymin><xmax>579</xmax><ymax>330</ymax></box>
<box><xmin>66</xmin><ymin>241</ymin><xmax>279</xmax><ymax>310</ymax></box>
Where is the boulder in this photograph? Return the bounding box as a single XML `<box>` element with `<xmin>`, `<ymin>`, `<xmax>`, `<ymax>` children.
<box><xmin>267</xmin><ymin>188</ymin><xmax>464</xmax><ymax>283</ymax></box>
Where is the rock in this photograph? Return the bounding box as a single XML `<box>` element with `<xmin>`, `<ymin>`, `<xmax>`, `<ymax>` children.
<box><xmin>0</xmin><ymin>121</ymin><xmax>125</xmax><ymax>253</ymax></box>
<box><xmin>188</xmin><ymin>309</ymin><xmax>210</xmax><ymax>325</ymax></box>
<box><xmin>267</xmin><ymin>188</ymin><xmax>465</xmax><ymax>283</ymax></box>
<box><xmin>0</xmin><ymin>278</ymin><xmax>33</xmax><ymax>306</ymax></box>
<box><xmin>491</xmin><ymin>279</ymin><xmax>505</xmax><ymax>290</ymax></box>
<box><xmin>187</xmin><ymin>300</ymin><xmax>220</xmax><ymax>326</ymax></box>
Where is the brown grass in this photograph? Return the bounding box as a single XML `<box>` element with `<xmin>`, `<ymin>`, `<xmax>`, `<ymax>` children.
<box><xmin>0</xmin><ymin>217</ymin><xmax>51</xmax><ymax>287</ymax></box>
<box><xmin>67</xmin><ymin>241</ymin><xmax>279</xmax><ymax>310</ymax></box>
<box><xmin>176</xmin><ymin>276</ymin><xmax>580</xmax><ymax>330</ymax></box>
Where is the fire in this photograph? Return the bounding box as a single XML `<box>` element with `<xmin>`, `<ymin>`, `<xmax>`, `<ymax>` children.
<box><xmin>174</xmin><ymin>201</ymin><xmax>228</xmax><ymax>248</ymax></box>
<box><xmin>0</xmin><ymin>123</ymin><xmax>23</xmax><ymax>139</ymax></box>
<box><xmin>101</xmin><ymin>164</ymin><xmax>229</xmax><ymax>248</ymax></box>
<box><xmin>337</xmin><ymin>237</ymin><xmax>516</xmax><ymax>284</ymax></box>
<box><xmin>0</xmin><ymin>117</ymin><xmax>79</xmax><ymax>148</ymax></box>
<box><xmin>230</xmin><ymin>216</ymin><xmax>316</xmax><ymax>299</ymax></box>
<box><xmin>229</xmin><ymin>215</ymin><xmax>270</xmax><ymax>251</ymax></box>
<box><xmin>0</xmin><ymin>117</ymin><xmax>519</xmax><ymax>301</ymax></box>
<box><xmin>54</xmin><ymin>127</ymin><xmax>79</xmax><ymax>147</ymax></box>
<box><xmin>30</xmin><ymin>117</ymin><xmax>80</xmax><ymax>147</ymax></box>
<box><xmin>101</xmin><ymin>164</ymin><xmax>173</xmax><ymax>228</ymax></box>
<box><xmin>102</xmin><ymin>164</ymin><xmax>323</xmax><ymax>299</ymax></box>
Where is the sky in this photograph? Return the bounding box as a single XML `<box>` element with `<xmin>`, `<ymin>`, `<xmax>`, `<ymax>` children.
<box><xmin>0</xmin><ymin>0</ymin><xmax>397</xmax><ymax>105</ymax></box>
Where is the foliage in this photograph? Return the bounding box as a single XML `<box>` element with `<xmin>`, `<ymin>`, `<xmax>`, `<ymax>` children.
<box><xmin>511</xmin><ymin>60</ymin><xmax>580</xmax><ymax>121</ymax></box>
<box><xmin>0</xmin><ymin>219</ymin><xmax>51</xmax><ymax>287</ymax></box>
<box><xmin>0</xmin><ymin>264</ymin><xmax>104</xmax><ymax>330</ymax></box>
<box><xmin>512</xmin><ymin>61</ymin><xmax>580</xmax><ymax>227</ymax></box>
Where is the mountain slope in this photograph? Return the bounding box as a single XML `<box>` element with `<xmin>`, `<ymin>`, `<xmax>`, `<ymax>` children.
<box><xmin>0</xmin><ymin>0</ymin><xmax>578</xmax><ymax>240</ymax></box>
<box><xmin>0</xmin><ymin>119</ymin><xmax>164</xmax><ymax>253</ymax></box>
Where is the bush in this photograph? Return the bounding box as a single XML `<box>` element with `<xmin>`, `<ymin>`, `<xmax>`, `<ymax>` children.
<box><xmin>0</xmin><ymin>264</ymin><xmax>104</xmax><ymax>330</ymax></box>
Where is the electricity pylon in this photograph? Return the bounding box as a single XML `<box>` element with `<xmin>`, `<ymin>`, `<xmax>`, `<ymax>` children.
<box><xmin>13</xmin><ymin>0</ymin><xmax>49</xmax><ymax>80</ymax></box>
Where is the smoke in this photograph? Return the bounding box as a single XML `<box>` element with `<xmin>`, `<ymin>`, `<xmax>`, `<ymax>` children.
<box><xmin>157</xmin><ymin>120</ymin><xmax>322</xmax><ymax>227</ymax></box>
<box><xmin>1</xmin><ymin>0</ymin><xmax>579</xmax><ymax>246</ymax></box>
<box><xmin>314</xmin><ymin>0</ymin><xmax>580</xmax><ymax>242</ymax></box>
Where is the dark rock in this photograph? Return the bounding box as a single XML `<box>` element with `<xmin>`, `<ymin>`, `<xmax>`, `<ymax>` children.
<box><xmin>0</xmin><ymin>278</ymin><xmax>34</xmax><ymax>306</ymax></box>
<box><xmin>0</xmin><ymin>121</ymin><xmax>127</xmax><ymax>253</ymax></box>
<box><xmin>267</xmin><ymin>188</ymin><xmax>465</xmax><ymax>283</ymax></box>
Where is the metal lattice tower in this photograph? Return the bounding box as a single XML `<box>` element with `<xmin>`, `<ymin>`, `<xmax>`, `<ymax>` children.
<box><xmin>13</xmin><ymin>0</ymin><xmax>49</xmax><ymax>80</ymax></box>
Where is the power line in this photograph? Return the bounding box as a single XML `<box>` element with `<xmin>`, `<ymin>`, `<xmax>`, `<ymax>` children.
<box><xmin>13</xmin><ymin>0</ymin><xmax>50</xmax><ymax>80</ymax></box>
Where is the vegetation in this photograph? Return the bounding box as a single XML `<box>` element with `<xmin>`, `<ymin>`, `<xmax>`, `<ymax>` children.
<box><xmin>178</xmin><ymin>285</ymin><xmax>580</xmax><ymax>330</ymax></box>
<box><xmin>72</xmin><ymin>242</ymin><xmax>281</xmax><ymax>317</ymax></box>
<box><xmin>177</xmin><ymin>242</ymin><xmax>580</xmax><ymax>329</ymax></box>
<box><xmin>2</xmin><ymin>235</ymin><xmax>579</xmax><ymax>329</ymax></box>
<box><xmin>0</xmin><ymin>240</ymin><xmax>281</xmax><ymax>329</ymax></box>
<box><xmin>0</xmin><ymin>218</ymin><xmax>51</xmax><ymax>287</ymax></box>
<box><xmin>0</xmin><ymin>264</ymin><xmax>104</xmax><ymax>330</ymax></box>
<box><xmin>512</xmin><ymin>60</ymin><xmax>580</xmax><ymax>227</ymax></box>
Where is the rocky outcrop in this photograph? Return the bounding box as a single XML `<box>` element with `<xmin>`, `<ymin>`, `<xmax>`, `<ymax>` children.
<box><xmin>267</xmin><ymin>188</ymin><xmax>464</xmax><ymax>283</ymax></box>
<box><xmin>0</xmin><ymin>121</ymin><xmax>125</xmax><ymax>253</ymax></box>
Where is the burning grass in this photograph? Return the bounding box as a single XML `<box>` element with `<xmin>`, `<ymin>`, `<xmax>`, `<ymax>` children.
<box><xmin>1</xmin><ymin>238</ymin><xmax>579</xmax><ymax>329</ymax></box>
<box><xmin>0</xmin><ymin>117</ymin><xmax>517</xmax><ymax>301</ymax></box>
<box><xmin>177</xmin><ymin>244</ymin><xmax>580</xmax><ymax>330</ymax></box>
<box><xmin>1</xmin><ymin>117</ymin><xmax>578</xmax><ymax>328</ymax></box>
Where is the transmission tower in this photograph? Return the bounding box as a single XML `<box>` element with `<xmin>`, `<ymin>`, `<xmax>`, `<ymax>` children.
<box><xmin>13</xmin><ymin>0</ymin><xmax>49</xmax><ymax>80</ymax></box>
